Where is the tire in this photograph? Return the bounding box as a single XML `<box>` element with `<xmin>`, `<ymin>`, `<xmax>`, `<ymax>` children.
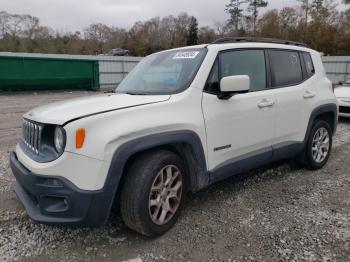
<box><xmin>120</xmin><ymin>150</ymin><xmax>186</xmax><ymax>237</ymax></box>
<box><xmin>303</xmin><ymin>120</ymin><xmax>333</xmax><ymax>170</ymax></box>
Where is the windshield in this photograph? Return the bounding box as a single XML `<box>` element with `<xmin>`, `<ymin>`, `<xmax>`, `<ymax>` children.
<box><xmin>116</xmin><ymin>48</ymin><xmax>206</xmax><ymax>95</ymax></box>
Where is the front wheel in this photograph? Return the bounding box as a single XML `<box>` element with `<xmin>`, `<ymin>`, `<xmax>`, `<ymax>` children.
<box><xmin>120</xmin><ymin>150</ymin><xmax>186</xmax><ymax>237</ymax></box>
<box><xmin>304</xmin><ymin>120</ymin><xmax>333</xmax><ymax>170</ymax></box>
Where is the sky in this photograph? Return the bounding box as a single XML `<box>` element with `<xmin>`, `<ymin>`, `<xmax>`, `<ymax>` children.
<box><xmin>0</xmin><ymin>0</ymin><xmax>347</xmax><ymax>32</ymax></box>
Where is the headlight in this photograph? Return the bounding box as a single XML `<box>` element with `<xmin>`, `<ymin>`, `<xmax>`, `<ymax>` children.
<box><xmin>54</xmin><ymin>126</ymin><xmax>65</xmax><ymax>153</ymax></box>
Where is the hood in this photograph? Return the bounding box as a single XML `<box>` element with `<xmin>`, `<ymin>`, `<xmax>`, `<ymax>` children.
<box><xmin>334</xmin><ymin>86</ymin><xmax>350</xmax><ymax>99</ymax></box>
<box><xmin>24</xmin><ymin>93</ymin><xmax>170</xmax><ymax>125</ymax></box>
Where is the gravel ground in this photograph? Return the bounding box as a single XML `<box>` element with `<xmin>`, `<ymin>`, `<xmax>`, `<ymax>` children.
<box><xmin>0</xmin><ymin>91</ymin><xmax>349</xmax><ymax>262</ymax></box>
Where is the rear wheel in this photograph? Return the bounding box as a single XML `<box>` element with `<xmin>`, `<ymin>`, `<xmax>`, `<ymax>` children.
<box><xmin>120</xmin><ymin>150</ymin><xmax>186</xmax><ymax>237</ymax></box>
<box><xmin>303</xmin><ymin>120</ymin><xmax>332</xmax><ymax>170</ymax></box>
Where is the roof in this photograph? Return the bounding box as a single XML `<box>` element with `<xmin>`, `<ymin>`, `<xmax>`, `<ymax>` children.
<box><xmin>211</xmin><ymin>37</ymin><xmax>308</xmax><ymax>47</ymax></box>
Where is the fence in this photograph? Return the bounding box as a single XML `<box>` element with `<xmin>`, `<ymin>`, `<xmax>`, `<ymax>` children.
<box><xmin>322</xmin><ymin>56</ymin><xmax>350</xmax><ymax>84</ymax></box>
<box><xmin>97</xmin><ymin>55</ymin><xmax>142</xmax><ymax>88</ymax></box>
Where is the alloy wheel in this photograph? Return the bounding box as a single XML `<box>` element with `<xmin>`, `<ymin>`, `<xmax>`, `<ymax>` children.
<box><xmin>148</xmin><ymin>165</ymin><xmax>183</xmax><ymax>225</ymax></box>
<box><xmin>311</xmin><ymin>127</ymin><xmax>330</xmax><ymax>163</ymax></box>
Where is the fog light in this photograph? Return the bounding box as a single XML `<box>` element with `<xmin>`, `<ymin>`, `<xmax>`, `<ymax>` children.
<box><xmin>40</xmin><ymin>196</ymin><xmax>69</xmax><ymax>213</ymax></box>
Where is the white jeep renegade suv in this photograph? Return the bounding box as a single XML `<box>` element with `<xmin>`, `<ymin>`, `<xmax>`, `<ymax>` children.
<box><xmin>10</xmin><ymin>38</ymin><xmax>338</xmax><ymax>236</ymax></box>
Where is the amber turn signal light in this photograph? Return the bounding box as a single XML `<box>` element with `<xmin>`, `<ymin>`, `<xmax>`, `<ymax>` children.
<box><xmin>75</xmin><ymin>128</ymin><xmax>85</xmax><ymax>149</ymax></box>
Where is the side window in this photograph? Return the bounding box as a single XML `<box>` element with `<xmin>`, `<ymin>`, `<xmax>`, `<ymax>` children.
<box><xmin>269</xmin><ymin>50</ymin><xmax>303</xmax><ymax>87</ymax></box>
<box><xmin>302</xmin><ymin>52</ymin><xmax>315</xmax><ymax>78</ymax></box>
<box><xmin>206</xmin><ymin>59</ymin><xmax>219</xmax><ymax>94</ymax></box>
<box><xmin>219</xmin><ymin>50</ymin><xmax>267</xmax><ymax>92</ymax></box>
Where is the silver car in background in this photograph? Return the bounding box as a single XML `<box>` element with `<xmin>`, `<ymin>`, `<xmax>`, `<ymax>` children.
<box><xmin>335</xmin><ymin>78</ymin><xmax>350</xmax><ymax>117</ymax></box>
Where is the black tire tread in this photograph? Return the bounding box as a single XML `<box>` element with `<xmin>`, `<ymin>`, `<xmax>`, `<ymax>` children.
<box><xmin>304</xmin><ymin>120</ymin><xmax>333</xmax><ymax>170</ymax></box>
<box><xmin>120</xmin><ymin>150</ymin><xmax>184</xmax><ymax>237</ymax></box>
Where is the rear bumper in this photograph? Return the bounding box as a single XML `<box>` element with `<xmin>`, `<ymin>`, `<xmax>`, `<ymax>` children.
<box><xmin>10</xmin><ymin>152</ymin><xmax>114</xmax><ymax>226</ymax></box>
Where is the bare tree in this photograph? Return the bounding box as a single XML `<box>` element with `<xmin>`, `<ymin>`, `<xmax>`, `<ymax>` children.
<box><xmin>1</xmin><ymin>6</ymin><xmax>350</xmax><ymax>56</ymax></box>
<box><xmin>187</xmin><ymin>16</ymin><xmax>198</xmax><ymax>46</ymax></box>
<box><xmin>21</xmin><ymin>15</ymin><xmax>40</xmax><ymax>39</ymax></box>
<box><xmin>225</xmin><ymin>0</ymin><xmax>247</xmax><ymax>34</ymax></box>
<box><xmin>198</xmin><ymin>26</ymin><xmax>217</xmax><ymax>44</ymax></box>
<box><xmin>7</xmin><ymin>14</ymin><xmax>23</xmax><ymax>37</ymax></box>
<box><xmin>247</xmin><ymin>0</ymin><xmax>268</xmax><ymax>35</ymax></box>
<box><xmin>84</xmin><ymin>23</ymin><xmax>111</xmax><ymax>54</ymax></box>
<box><xmin>0</xmin><ymin>11</ymin><xmax>10</xmax><ymax>37</ymax></box>
<box><xmin>279</xmin><ymin>7</ymin><xmax>300</xmax><ymax>39</ymax></box>
<box><xmin>297</xmin><ymin>0</ymin><xmax>310</xmax><ymax>26</ymax></box>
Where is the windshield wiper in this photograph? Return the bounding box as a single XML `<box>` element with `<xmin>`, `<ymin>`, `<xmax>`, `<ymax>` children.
<box><xmin>104</xmin><ymin>90</ymin><xmax>115</xmax><ymax>94</ymax></box>
<box><xmin>118</xmin><ymin>91</ymin><xmax>148</xmax><ymax>95</ymax></box>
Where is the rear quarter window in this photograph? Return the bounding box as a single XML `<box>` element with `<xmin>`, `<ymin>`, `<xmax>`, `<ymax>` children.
<box><xmin>302</xmin><ymin>52</ymin><xmax>315</xmax><ymax>78</ymax></box>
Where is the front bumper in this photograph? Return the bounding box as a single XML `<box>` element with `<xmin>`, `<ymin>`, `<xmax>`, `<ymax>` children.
<box><xmin>338</xmin><ymin>99</ymin><xmax>350</xmax><ymax>117</ymax></box>
<box><xmin>339</xmin><ymin>107</ymin><xmax>350</xmax><ymax>117</ymax></box>
<box><xmin>10</xmin><ymin>152</ymin><xmax>114</xmax><ymax>226</ymax></box>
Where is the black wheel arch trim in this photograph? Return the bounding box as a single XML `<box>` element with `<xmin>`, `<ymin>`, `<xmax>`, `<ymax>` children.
<box><xmin>100</xmin><ymin>130</ymin><xmax>208</xmax><ymax>222</ymax></box>
<box><xmin>104</xmin><ymin>130</ymin><xmax>208</xmax><ymax>189</ymax></box>
<box><xmin>304</xmin><ymin>103</ymin><xmax>338</xmax><ymax>142</ymax></box>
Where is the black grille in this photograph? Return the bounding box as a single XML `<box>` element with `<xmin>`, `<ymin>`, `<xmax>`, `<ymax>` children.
<box><xmin>22</xmin><ymin>119</ymin><xmax>43</xmax><ymax>154</ymax></box>
<box><xmin>339</xmin><ymin>106</ymin><xmax>350</xmax><ymax>114</ymax></box>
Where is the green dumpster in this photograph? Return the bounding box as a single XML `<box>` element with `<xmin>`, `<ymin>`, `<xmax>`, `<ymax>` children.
<box><xmin>0</xmin><ymin>55</ymin><xmax>100</xmax><ymax>91</ymax></box>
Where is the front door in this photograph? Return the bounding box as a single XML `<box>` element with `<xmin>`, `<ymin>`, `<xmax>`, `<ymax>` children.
<box><xmin>202</xmin><ymin>49</ymin><xmax>276</xmax><ymax>180</ymax></box>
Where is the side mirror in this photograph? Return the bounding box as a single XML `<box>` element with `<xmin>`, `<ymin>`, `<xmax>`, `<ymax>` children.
<box><xmin>219</xmin><ymin>75</ymin><xmax>250</xmax><ymax>99</ymax></box>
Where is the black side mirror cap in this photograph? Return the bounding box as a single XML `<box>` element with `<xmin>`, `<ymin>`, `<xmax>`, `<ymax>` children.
<box><xmin>217</xmin><ymin>89</ymin><xmax>249</xmax><ymax>100</ymax></box>
<box><xmin>217</xmin><ymin>92</ymin><xmax>234</xmax><ymax>100</ymax></box>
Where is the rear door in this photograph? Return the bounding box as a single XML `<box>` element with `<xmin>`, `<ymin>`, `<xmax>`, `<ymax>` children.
<box><xmin>202</xmin><ymin>49</ymin><xmax>276</xmax><ymax>179</ymax></box>
<box><xmin>268</xmin><ymin>50</ymin><xmax>317</xmax><ymax>158</ymax></box>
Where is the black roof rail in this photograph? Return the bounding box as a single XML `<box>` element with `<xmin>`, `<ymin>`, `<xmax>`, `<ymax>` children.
<box><xmin>211</xmin><ymin>37</ymin><xmax>308</xmax><ymax>47</ymax></box>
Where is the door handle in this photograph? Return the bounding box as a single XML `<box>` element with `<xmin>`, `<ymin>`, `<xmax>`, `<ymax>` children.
<box><xmin>258</xmin><ymin>99</ymin><xmax>275</xmax><ymax>108</ymax></box>
<box><xmin>303</xmin><ymin>90</ymin><xmax>316</xmax><ymax>99</ymax></box>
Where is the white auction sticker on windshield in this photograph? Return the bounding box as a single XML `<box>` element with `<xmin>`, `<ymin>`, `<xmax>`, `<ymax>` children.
<box><xmin>173</xmin><ymin>51</ymin><xmax>199</xmax><ymax>59</ymax></box>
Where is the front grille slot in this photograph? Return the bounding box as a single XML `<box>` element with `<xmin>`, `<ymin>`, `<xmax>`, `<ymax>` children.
<box><xmin>22</xmin><ymin>119</ymin><xmax>42</xmax><ymax>154</ymax></box>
